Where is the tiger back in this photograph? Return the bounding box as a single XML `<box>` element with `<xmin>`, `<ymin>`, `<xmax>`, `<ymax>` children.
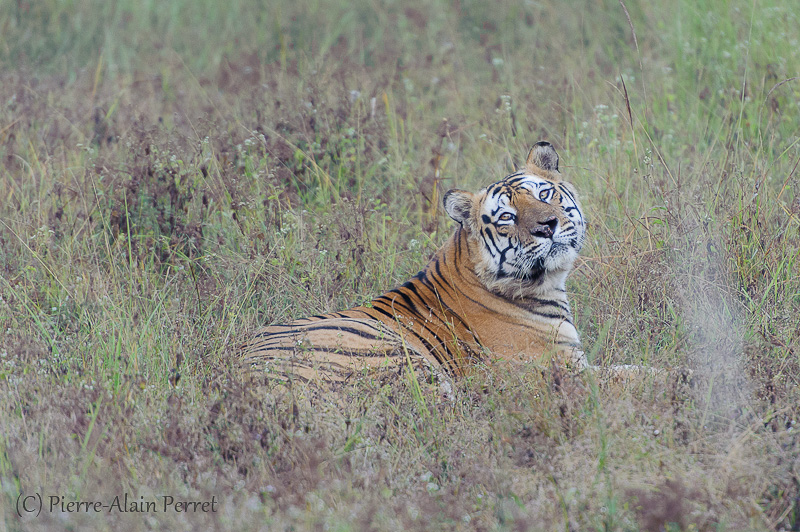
<box><xmin>243</xmin><ymin>142</ymin><xmax>589</xmax><ymax>384</ymax></box>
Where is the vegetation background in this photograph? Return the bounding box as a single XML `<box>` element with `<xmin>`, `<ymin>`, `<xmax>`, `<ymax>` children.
<box><xmin>1</xmin><ymin>0</ymin><xmax>799</xmax><ymax>529</ymax></box>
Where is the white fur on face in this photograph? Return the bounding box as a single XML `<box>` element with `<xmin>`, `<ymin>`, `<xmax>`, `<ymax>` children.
<box><xmin>476</xmin><ymin>173</ymin><xmax>586</xmax><ymax>281</ymax></box>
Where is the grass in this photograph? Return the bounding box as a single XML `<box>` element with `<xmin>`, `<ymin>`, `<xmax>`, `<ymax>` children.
<box><xmin>1</xmin><ymin>0</ymin><xmax>799</xmax><ymax>529</ymax></box>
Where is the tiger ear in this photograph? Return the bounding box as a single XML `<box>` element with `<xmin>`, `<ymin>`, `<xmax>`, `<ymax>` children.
<box><xmin>443</xmin><ymin>189</ymin><xmax>475</xmax><ymax>226</ymax></box>
<box><xmin>525</xmin><ymin>141</ymin><xmax>559</xmax><ymax>174</ymax></box>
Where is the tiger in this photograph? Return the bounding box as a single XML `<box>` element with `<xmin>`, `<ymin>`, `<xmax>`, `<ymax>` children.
<box><xmin>242</xmin><ymin>141</ymin><xmax>599</xmax><ymax>386</ymax></box>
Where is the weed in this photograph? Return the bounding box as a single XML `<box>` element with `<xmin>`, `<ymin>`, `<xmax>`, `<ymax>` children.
<box><xmin>2</xmin><ymin>0</ymin><xmax>800</xmax><ymax>529</ymax></box>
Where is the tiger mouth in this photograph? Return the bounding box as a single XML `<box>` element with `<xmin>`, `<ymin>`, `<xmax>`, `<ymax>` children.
<box><xmin>517</xmin><ymin>268</ymin><xmax>545</xmax><ymax>281</ymax></box>
<box><xmin>507</xmin><ymin>241</ymin><xmax>575</xmax><ymax>278</ymax></box>
<box><xmin>496</xmin><ymin>267</ymin><xmax>544</xmax><ymax>281</ymax></box>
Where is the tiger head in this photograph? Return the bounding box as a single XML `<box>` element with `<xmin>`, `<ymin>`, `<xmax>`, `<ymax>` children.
<box><xmin>443</xmin><ymin>142</ymin><xmax>586</xmax><ymax>298</ymax></box>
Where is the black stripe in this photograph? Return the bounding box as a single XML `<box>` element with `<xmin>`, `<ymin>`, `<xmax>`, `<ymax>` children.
<box><xmin>384</xmin><ymin>297</ymin><xmax>457</xmax><ymax>369</ymax></box>
<box><xmin>528</xmin><ymin>310</ymin><xmax>573</xmax><ymax>324</ymax></box>
<box><xmin>557</xmin><ymin>183</ymin><xmax>577</xmax><ymax>204</ymax></box>
<box><xmin>254</xmin><ymin>318</ymin><xmax>393</xmax><ymax>342</ymax></box>
<box><xmin>454</xmin><ymin>227</ymin><xmax>463</xmax><ymax>264</ymax></box>
<box><xmin>373</xmin><ymin>295</ymin><xmax>415</xmax><ymax>317</ymax></box>
<box><xmin>387</xmin><ymin>287</ymin><xmax>421</xmax><ymax>314</ymax></box>
<box><xmin>369</xmin><ymin>301</ymin><xmax>447</xmax><ymax>366</ymax></box>
<box><xmin>481</xmin><ymin>228</ymin><xmax>501</xmax><ymax>256</ymax></box>
<box><xmin>289</xmin><ymin>324</ymin><xmax>385</xmax><ymax>341</ymax></box>
<box><xmin>250</xmin><ymin>328</ymin><xmax>306</xmax><ymax>341</ymax></box>
<box><xmin>368</xmin><ymin>301</ymin><xmax>404</xmax><ymax>321</ymax></box>
<box><xmin>340</xmin><ymin>308</ymin><xmax>382</xmax><ymax>321</ymax></box>
<box><xmin>400</xmin><ymin>279</ymin><xmax>429</xmax><ymax>305</ymax></box>
<box><xmin>336</xmin><ymin>315</ymin><xmax>398</xmax><ymax>336</ymax></box>
<box><xmin>529</xmin><ymin>297</ymin><xmax>570</xmax><ymax>313</ymax></box>
<box><xmin>431</xmin><ymin>299</ymin><xmax>483</xmax><ymax>352</ymax></box>
<box><xmin>489</xmin><ymin>185</ymin><xmax>505</xmax><ymax>198</ymax></box>
<box><xmin>248</xmin><ymin>344</ymin><xmax>404</xmax><ymax>358</ymax></box>
<box><xmin>425</xmin><ymin>262</ymin><xmax>455</xmax><ymax>300</ymax></box>
<box><xmin>370</xmin><ymin>298</ymin><xmax>456</xmax><ymax>373</ymax></box>
<box><xmin>398</xmin><ymin>275</ymin><xmax>477</xmax><ymax>359</ymax></box>
<box><xmin>402</xmin><ymin>326</ymin><xmax>453</xmax><ymax>372</ymax></box>
<box><xmin>504</xmin><ymin>175</ymin><xmax>527</xmax><ymax>186</ymax></box>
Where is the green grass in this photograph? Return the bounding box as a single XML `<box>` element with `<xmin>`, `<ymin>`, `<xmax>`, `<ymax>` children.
<box><xmin>1</xmin><ymin>0</ymin><xmax>800</xmax><ymax>529</ymax></box>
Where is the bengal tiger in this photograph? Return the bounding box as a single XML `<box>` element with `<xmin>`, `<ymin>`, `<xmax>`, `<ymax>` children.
<box><xmin>242</xmin><ymin>141</ymin><xmax>610</xmax><ymax>386</ymax></box>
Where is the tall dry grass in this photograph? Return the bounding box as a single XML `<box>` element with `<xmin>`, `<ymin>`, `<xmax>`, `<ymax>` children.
<box><xmin>1</xmin><ymin>0</ymin><xmax>799</xmax><ymax>529</ymax></box>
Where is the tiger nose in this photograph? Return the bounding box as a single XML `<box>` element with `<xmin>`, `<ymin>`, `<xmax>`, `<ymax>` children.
<box><xmin>531</xmin><ymin>216</ymin><xmax>558</xmax><ymax>239</ymax></box>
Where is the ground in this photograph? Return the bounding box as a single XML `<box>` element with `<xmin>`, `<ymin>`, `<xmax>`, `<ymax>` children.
<box><xmin>1</xmin><ymin>0</ymin><xmax>799</xmax><ymax>530</ymax></box>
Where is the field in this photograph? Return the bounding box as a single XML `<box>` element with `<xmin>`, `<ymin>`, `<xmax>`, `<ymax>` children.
<box><xmin>1</xmin><ymin>0</ymin><xmax>800</xmax><ymax>530</ymax></box>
